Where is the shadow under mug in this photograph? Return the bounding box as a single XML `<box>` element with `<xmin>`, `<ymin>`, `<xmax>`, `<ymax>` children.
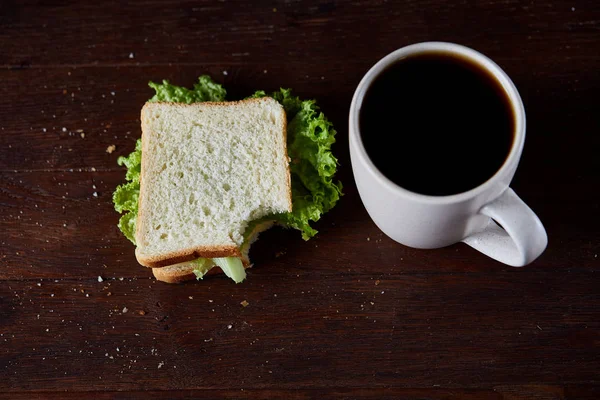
<box><xmin>349</xmin><ymin>42</ymin><xmax>547</xmax><ymax>267</ymax></box>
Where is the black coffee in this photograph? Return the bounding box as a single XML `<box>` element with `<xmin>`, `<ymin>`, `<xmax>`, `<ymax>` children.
<box><xmin>359</xmin><ymin>51</ymin><xmax>515</xmax><ymax>196</ymax></box>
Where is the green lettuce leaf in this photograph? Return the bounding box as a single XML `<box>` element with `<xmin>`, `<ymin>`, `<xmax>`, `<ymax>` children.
<box><xmin>149</xmin><ymin>75</ymin><xmax>226</xmax><ymax>103</ymax></box>
<box><xmin>212</xmin><ymin>257</ymin><xmax>246</xmax><ymax>284</ymax></box>
<box><xmin>192</xmin><ymin>257</ymin><xmax>246</xmax><ymax>283</ymax></box>
<box><xmin>190</xmin><ymin>258</ymin><xmax>215</xmax><ymax>280</ymax></box>
<box><xmin>112</xmin><ymin>139</ymin><xmax>142</xmax><ymax>243</ymax></box>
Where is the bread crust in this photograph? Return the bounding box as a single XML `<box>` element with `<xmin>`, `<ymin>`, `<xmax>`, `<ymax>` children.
<box><xmin>280</xmin><ymin>106</ymin><xmax>293</xmax><ymax>212</ymax></box>
<box><xmin>152</xmin><ymin>256</ymin><xmax>251</xmax><ymax>283</ymax></box>
<box><xmin>135</xmin><ymin>98</ymin><xmax>292</xmax><ymax>268</ymax></box>
<box><xmin>136</xmin><ymin>245</ymin><xmax>241</xmax><ymax>268</ymax></box>
<box><xmin>153</xmin><ymin>220</ymin><xmax>276</xmax><ymax>283</ymax></box>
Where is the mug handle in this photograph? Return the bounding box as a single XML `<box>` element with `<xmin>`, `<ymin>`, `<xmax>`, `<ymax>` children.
<box><xmin>462</xmin><ymin>188</ymin><xmax>547</xmax><ymax>267</ymax></box>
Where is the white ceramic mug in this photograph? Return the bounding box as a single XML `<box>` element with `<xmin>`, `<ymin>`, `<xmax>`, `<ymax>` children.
<box><xmin>349</xmin><ymin>42</ymin><xmax>547</xmax><ymax>267</ymax></box>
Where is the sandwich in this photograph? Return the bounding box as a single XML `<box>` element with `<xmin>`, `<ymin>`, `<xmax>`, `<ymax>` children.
<box><xmin>113</xmin><ymin>76</ymin><xmax>342</xmax><ymax>283</ymax></box>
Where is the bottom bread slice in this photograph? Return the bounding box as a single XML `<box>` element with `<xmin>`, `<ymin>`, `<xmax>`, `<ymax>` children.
<box><xmin>152</xmin><ymin>220</ymin><xmax>275</xmax><ymax>283</ymax></box>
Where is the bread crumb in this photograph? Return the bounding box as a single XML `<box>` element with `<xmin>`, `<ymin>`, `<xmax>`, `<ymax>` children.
<box><xmin>106</xmin><ymin>145</ymin><xmax>116</xmax><ymax>154</ymax></box>
<box><xmin>240</xmin><ymin>300</ymin><xmax>249</xmax><ymax>307</ymax></box>
<box><xmin>98</xmin><ymin>276</ymin><xmax>104</xmax><ymax>283</ymax></box>
<box><xmin>227</xmin><ymin>324</ymin><xmax>232</xmax><ymax>329</ymax></box>
<box><xmin>223</xmin><ymin>70</ymin><xmax>228</xmax><ymax>76</ymax></box>
<box><xmin>107</xmin><ymin>292</ymin><xmax>112</xmax><ymax>296</ymax></box>
<box><xmin>62</xmin><ymin>127</ymin><xmax>67</xmax><ymax>132</ymax></box>
<box><xmin>188</xmin><ymin>296</ymin><xmax>193</xmax><ymax>300</ymax></box>
<box><xmin>122</xmin><ymin>307</ymin><xmax>128</xmax><ymax>313</ymax></box>
<box><xmin>92</xmin><ymin>192</ymin><xmax>98</xmax><ymax>198</ymax></box>
<box><xmin>80</xmin><ymin>132</ymin><xmax>85</xmax><ymax>138</ymax></box>
<box><xmin>367</xmin><ymin>237</ymin><xmax>370</xmax><ymax>241</ymax></box>
<box><xmin>138</xmin><ymin>310</ymin><xmax>146</xmax><ymax>315</ymax></box>
<box><xmin>375</xmin><ymin>280</ymin><xmax>380</xmax><ymax>286</ymax></box>
<box><xmin>129</xmin><ymin>52</ymin><xmax>134</xmax><ymax>59</ymax></box>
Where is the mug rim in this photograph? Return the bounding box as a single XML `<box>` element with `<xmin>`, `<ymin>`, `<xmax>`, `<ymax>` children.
<box><xmin>349</xmin><ymin>41</ymin><xmax>526</xmax><ymax>204</ymax></box>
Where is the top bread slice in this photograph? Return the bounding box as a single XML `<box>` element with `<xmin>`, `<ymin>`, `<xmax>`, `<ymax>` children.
<box><xmin>135</xmin><ymin>98</ymin><xmax>292</xmax><ymax>268</ymax></box>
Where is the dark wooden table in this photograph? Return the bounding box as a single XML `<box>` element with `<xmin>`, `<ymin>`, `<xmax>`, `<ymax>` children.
<box><xmin>1</xmin><ymin>1</ymin><xmax>599</xmax><ymax>399</ymax></box>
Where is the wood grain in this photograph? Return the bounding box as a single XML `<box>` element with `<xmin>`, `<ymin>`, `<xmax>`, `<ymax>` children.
<box><xmin>1</xmin><ymin>0</ymin><xmax>599</xmax><ymax>397</ymax></box>
<box><xmin>1</xmin><ymin>274</ymin><xmax>599</xmax><ymax>392</ymax></box>
<box><xmin>1</xmin><ymin>387</ymin><xmax>599</xmax><ymax>400</ymax></box>
<box><xmin>3</xmin><ymin>386</ymin><xmax>599</xmax><ymax>400</ymax></box>
<box><xmin>0</xmin><ymin>0</ymin><xmax>598</xmax><ymax>68</ymax></box>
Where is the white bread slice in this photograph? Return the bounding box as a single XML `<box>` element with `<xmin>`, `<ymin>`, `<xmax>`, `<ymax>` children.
<box><xmin>135</xmin><ymin>98</ymin><xmax>292</xmax><ymax>268</ymax></box>
<box><xmin>152</xmin><ymin>220</ymin><xmax>275</xmax><ymax>283</ymax></box>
